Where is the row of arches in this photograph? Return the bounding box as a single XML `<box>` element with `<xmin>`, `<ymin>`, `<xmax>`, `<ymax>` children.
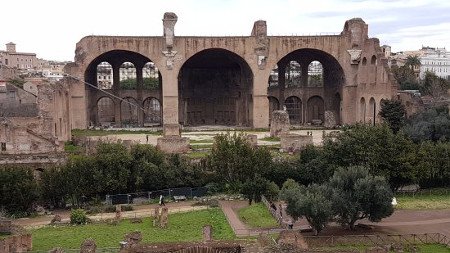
<box><xmin>268</xmin><ymin>60</ymin><xmax>324</xmax><ymax>88</ymax></box>
<box><xmin>97</xmin><ymin>97</ymin><xmax>161</xmax><ymax>127</ymax></box>
<box><xmin>96</xmin><ymin>61</ymin><xmax>160</xmax><ymax>90</ymax></box>
<box><xmin>359</xmin><ymin>97</ymin><xmax>380</xmax><ymax>125</ymax></box>
<box><xmin>268</xmin><ymin>95</ymin><xmax>341</xmax><ymax>126</ymax></box>
<box><xmin>86</xmin><ymin>48</ymin><xmax>346</xmax><ymax>128</ymax></box>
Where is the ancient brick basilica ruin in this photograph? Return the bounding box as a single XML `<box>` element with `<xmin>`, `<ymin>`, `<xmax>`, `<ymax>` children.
<box><xmin>65</xmin><ymin>12</ymin><xmax>395</xmax><ymax>135</ymax></box>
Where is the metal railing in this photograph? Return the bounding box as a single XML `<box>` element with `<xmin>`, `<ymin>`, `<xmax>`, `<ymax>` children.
<box><xmin>304</xmin><ymin>233</ymin><xmax>450</xmax><ymax>249</ymax></box>
<box><xmin>106</xmin><ymin>186</ymin><xmax>208</xmax><ymax>205</ymax></box>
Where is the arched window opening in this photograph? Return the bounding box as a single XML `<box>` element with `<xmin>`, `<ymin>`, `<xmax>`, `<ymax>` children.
<box><xmin>97</xmin><ymin>97</ymin><xmax>115</xmax><ymax>126</ymax></box>
<box><xmin>308</xmin><ymin>61</ymin><xmax>323</xmax><ymax>87</ymax></box>
<box><xmin>285</xmin><ymin>61</ymin><xmax>302</xmax><ymax>88</ymax></box>
<box><xmin>142</xmin><ymin>62</ymin><xmax>160</xmax><ymax>90</ymax></box>
<box><xmin>96</xmin><ymin>62</ymin><xmax>112</xmax><ymax>89</ymax></box>
<box><xmin>143</xmin><ymin>97</ymin><xmax>161</xmax><ymax>126</ymax></box>
<box><xmin>285</xmin><ymin>96</ymin><xmax>302</xmax><ymax>124</ymax></box>
<box><xmin>121</xmin><ymin>97</ymin><xmax>139</xmax><ymax>126</ymax></box>
<box><xmin>120</xmin><ymin>62</ymin><xmax>137</xmax><ymax>89</ymax></box>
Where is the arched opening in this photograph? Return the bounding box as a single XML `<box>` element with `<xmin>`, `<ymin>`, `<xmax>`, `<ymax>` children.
<box><xmin>97</xmin><ymin>97</ymin><xmax>115</xmax><ymax>126</ymax></box>
<box><xmin>178</xmin><ymin>48</ymin><xmax>253</xmax><ymax>126</ymax></box>
<box><xmin>121</xmin><ymin>97</ymin><xmax>139</xmax><ymax>127</ymax></box>
<box><xmin>362</xmin><ymin>57</ymin><xmax>367</xmax><ymax>65</ymax></box>
<box><xmin>360</xmin><ymin>97</ymin><xmax>366</xmax><ymax>123</ymax></box>
<box><xmin>96</xmin><ymin>62</ymin><xmax>113</xmax><ymax>90</ymax></box>
<box><xmin>371</xmin><ymin>55</ymin><xmax>377</xmax><ymax>65</ymax></box>
<box><xmin>308</xmin><ymin>61</ymin><xmax>323</xmax><ymax>87</ymax></box>
<box><xmin>143</xmin><ymin>97</ymin><xmax>161</xmax><ymax>126</ymax></box>
<box><xmin>285</xmin><ymin>61</ymin><xmax>302</xmax><ymax>88</ymax></box>
<box><xmin>268</xmin><ymin>96</ymin><xmax>280</xmax><ymax>122</ymax></box>
<box><xmin>84</xmin><ymin>50</ymin><xmax>162</xmax><ymax>127</ymax></box>
<box><xmin>307</xmin><ymin>96</ymin><xmax>325</xmax><ymax>125</ymax></box>
<box><xmin>120</xmin><ymin>62</ymin><xmax>137</xmax><ymax>89</ymax></box>
<box><xmin>142</xmin><ymin>62</ymin><xmax>160</xmax><ymax>90</ymax></box>
<box><xmin>285</xmin><ymin>96</ymin><xmax>302</xmax><ymax>125</ymax></box>
<box><xmin>267</xmin><ymin>48</ymin><xmax>345</xmax><ymax>127</ymax></box>
<box><xmin>369</xmin><ymin>97</ymin><xmax>376</xmax><ymax>126</ymax></box>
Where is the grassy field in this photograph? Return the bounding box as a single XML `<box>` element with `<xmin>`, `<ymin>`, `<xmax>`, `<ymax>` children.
<box><xmin>396</xmin><ymin>190</ymin><xmax>450</xmax><ymax>209</ymax></box>
<box><xmin>237</xmin><ymin>203</ymin><xmax>278</xmax><ymax>229</ymax></box>
<box><xmin>260</xmin><ymin>136</ymin><xmax>280</xmax><ymax>142</ymax></box>
<box><xmin>31</xmin><ymin>208</ymin><xmax>234</xmax><ymax>251</ymax></box>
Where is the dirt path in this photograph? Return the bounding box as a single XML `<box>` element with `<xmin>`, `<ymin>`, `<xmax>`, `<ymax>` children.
<box><xmin>14</xmin><ymin>201</ymin><xmax>204</xmax><ymax>229</ymax></box>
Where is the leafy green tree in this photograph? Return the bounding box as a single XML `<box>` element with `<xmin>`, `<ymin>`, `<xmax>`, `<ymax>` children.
<box><xmin>241</xmin><ymin>174</ymin><xmax>269</xmax><ymax>204</ymax></box>
<box><xmin>323</xmin><ymin>124</ymin><xmax>417</xmax><ymax>189</ymax></box>
<box><xmin>296</xmin><ymin>145</ymin><xmax>335</xmax><ymax>185</ymax></box>
<box><xmin>40</xmin><ymin>167</ymin><xmax>69</xmax><ymax>208</ymax></box>
<box><xmin>391</xmin><ymin>65</ymin><xmax>419</xmax><ymax>90</ymax></box>
<box><xmin>403</xmin><ymin>106</ymin><xmax>450</xmax><ymax>142</ymax></box>
<box><xmin>421</xmin><ymin>71</ymin><xmax>449</xmax><ymax>98</ymax></box>
<box><xmin>279</xmin><ymin>179</ymin><xmax>301</xmax><ymax>201</ymax></box>
<box><xmin>379</xmin><ymin>99</ymin><xmax>406</xmax><ymax>133</ymax></box>
<box><xmin>94</xmin><ymin>143</ymin><xmax>133</xmax><ymax>194</ymax></box>
<box><xmin>207</xmin><ymin>133</ymin><xmax>272</xmax><ymax>189</ymax></box>
<box><xmin>415</xmin><ymin>141</ymin><xmax>450</xmax><ymax>187</ymax></box>
<box><xmin>264</xmin><ymin>181</ymin><xmax>280</xmax><ymax>202</ymax></box>
<box><xmin>328</xmin><ymin>166</ymin><xmax>394</xmax><ymax>230</ymax></box>
<box><xmin>405</xmin><ymin>55</ymin><xmax>421</xmax><ymax>70</ymax></box>
<box><xmin>0</xmin><ymin>166</ymin><xmax>39</xmax><ymax>214</ymax></box>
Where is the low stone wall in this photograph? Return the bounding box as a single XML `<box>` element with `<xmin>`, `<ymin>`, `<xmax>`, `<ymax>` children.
<box><xmin>157</xmin><ymin>136</ymin><xmax>190</xmax><ymax>154</ymax></box>
<box><xmin>280</xmin><ymin>134</ymin><xmax>313</xmax><ymax>152</ymax></box>
<box><xmin>122</xmin><ymin>241</ymin><xmax>243</xmax><ymax>253</ymax></box>
<box><xmin>0</xmin><ymin>234</ymin><xmax>32</xmax><ymax>253</ymax></box>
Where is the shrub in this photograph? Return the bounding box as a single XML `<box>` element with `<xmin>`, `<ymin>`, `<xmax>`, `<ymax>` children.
<box><xmin>120</xmin><ymin>205</ymin><xmax>133</xmax><ymax>212</ymax></box>
<box><xmin>70</xmin><ymin>209</ymin><xmax>88</xmax><ymax>225</ymax></box>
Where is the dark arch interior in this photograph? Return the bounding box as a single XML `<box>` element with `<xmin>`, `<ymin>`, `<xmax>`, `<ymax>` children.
<box><xmin>84</xmin><ymin>50</ymin><xmax>162</xmax><ymax>127</ymax></box>
<box><xmin>267</xmin><ymin>48</ymin><xmax>345</xmax><ymax>126</ymax></box>
<box><xmin>178</xmin><ymin>48</ymin><xmax>253</xmax><ymax>126</ymax></box>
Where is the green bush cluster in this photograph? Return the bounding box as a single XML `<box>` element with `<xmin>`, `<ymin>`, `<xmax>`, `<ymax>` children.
<box><xmin>70</xmin><ymin>209</ymin><xmax>88</xmax><ymax>224</ymax></box>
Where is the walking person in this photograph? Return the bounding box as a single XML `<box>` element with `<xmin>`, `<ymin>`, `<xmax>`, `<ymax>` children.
<box><xmin>159</xmin><ymin>195</ymin><xmax>165</xmax><ymax>206</ymax></box>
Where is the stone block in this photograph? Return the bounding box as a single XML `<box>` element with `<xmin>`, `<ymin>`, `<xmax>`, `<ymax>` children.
<box><xmin>245</xmin><ymin>134</ymin><xmax>258</xmax><ymax>147</ymax></box>
<box><xmin>202</xmin><ymin>225</ymin><xmax>212</xmax><ymax>242</ymax></box>
<box><xmin>270</xmin><ymin>110</ymin><xmax>290</xmax><ymax>137</ymax></box>
<box><xmin>0</xmin><ymin>219</ymin><xmax>12</xmax><ymax>234</ymax></box>
<box><xmin>280</xmin><ymin>134</ymin><xmax>313</xmax><ymax>153</ymax></box>
<box><xmin>163</xmin><ymin>124</ymin><xmax>181</xmax><ymax>137</ymax></box>
<box><xmin>80</xmin><ymin>239</ymin><xmax>96</xmax><ymax>253</ymax></box>
<box><xmin>157</xmin><ymin>136</ymin><xmax>189</xmax><ymax>154</ymax></box>
<box><xmin>324</xmin><ymin>110</ymin><xmax>337</xmax><ymax>128</ymax></box>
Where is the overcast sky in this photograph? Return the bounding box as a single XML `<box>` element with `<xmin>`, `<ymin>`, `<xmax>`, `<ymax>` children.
<box><xmin>2</xmin><ymin>0</ymin><xmax>449</xmax><ymax>61</ymax></box>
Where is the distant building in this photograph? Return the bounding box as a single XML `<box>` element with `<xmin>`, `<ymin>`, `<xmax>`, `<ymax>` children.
<box><xmin>0</xmin><ymin>42</ymin><xmax>38</xmax><ymax>70</ymax></box>
<box><xmin>419</xmin><ymin>47</ymin><xmax>450</xmax><ymax>80</ymax></box>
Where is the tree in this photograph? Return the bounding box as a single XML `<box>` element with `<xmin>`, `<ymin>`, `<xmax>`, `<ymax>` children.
<box><xmin>241</xmin><ymin>174</ymin><xmax>269</xmax><ymax>204</ymax></box>
<box><xmin>207</xmin><ymin>133</ymin><xmax>272</xmax><ymax>190</ymax></box>
<box><xmin>421</xmin><ymin>71</ymin><xmax>449</xmax><ymax>99</ymax></box>
<box><xmin>283</xmin><ymin>183</ymin><xmax>333</xmax><ymax>235</ymax></box>
<box><xmin>415</xmin><ymin>141</ymin><xmax>450</xmax><ymax>188</ymax></box>
<box><xmin>0</xmin><ymin>166</ymin><xmax>39</xmax><ymax>214</ymax></box>
<box><xmin>94</xmin><ymin>143</ymin><xmax>133</xmax><ymax>194</ymax></box>
<box><xmin>328</xmin><ymin>166</ymin><xmax>394</xmax><ymax>230</ymax></box>
<box><xmin>403</xmin><ymin>106</ymin><xmax>450</xmax><ymax>142</ymax></box>
<box><xmin>323</xmin><ymin>124</ymin><xmax>417</xmax><ymax>190</ymax></box>
<box><xmin>379</xmin><ymin>99</ymin><xmax>406</xmax><ymax>133</ymax></box>
<box><xmin>391</xmin><ymin>65</ymin><xmax>419</xmax><ymax>90</ymax></box>
<box><xmin>405</xmin><ymin>55</ymin><xmax>421</xmax><ymax>70</ymax></box>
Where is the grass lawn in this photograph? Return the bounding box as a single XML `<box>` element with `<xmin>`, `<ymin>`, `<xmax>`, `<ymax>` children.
<box><xmin>31</xmin><ymin>208</ymin><xmax>234</xmax><ymax>251</ymax></box>
<box><xmin>237</xmin><ymin>203</ymin><xmax>278</xmax><ymax>229</ymax></box>
<box><xmin>396</xmin><ymin>193</ymin><xmax>450</xmax><ymax>209</ymax></box>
